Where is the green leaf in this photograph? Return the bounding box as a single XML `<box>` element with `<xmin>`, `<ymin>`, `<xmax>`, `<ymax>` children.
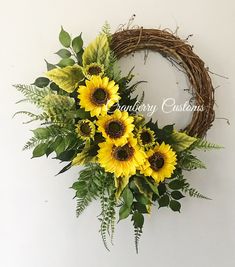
<box><xmin>50</xmin><ymin>136</ymin><xmax>63</xmax><ymax>152</ymax></box>
<box><xmin>122</xmin><ymin>187</ymin><xmax>134</xmax><ymax>208</ymax></box>
<box><xmin>135</xmin><ymin>194</ymin><xmax>151</xmax><ymax>205</ymax></box>
<box><xmin>33</xmin><ymin>77</ymin><xmax>50</xmax><ymax>88</ymax></box>
<box><xmin>171</xmin><ymin>131</ymin><xmax>197</xmax><ymax>152</ymax></box>
<box><xmin>57</xmin><ymin>58</ymin><xmax>75</xmax><ymax>68</ymax></box>
<box><xmin>169</xmin><ymin>200</ymin><xmax>181</xmax><ymax>212</ymax></box>
<box><xmin>75</xmin><ymin>108</ymin><xmax>90</xmax><ymax>119</ymax></box>
<box><xmin>59</xmin><ymin>27</ymin><xmax>71</xmax><ymax>48</ymax></box>
<box><xmin>132</xmin><ymin>211</ymin><xmax>144</xmax><ymax>228</ymax></box>
<box><xmin>72</xmin><ymin>34</ymin><xmax>83</xmax><ymax>53</ymax></box>
<box><xmin>158</xmin><ymin>183</ymin><xmax>167</xmax><ymax>196</ymax></box>
<box><xmin>53</xmin><ymin>138</ymin><xmax>66</xmax><ymax>156</ymax></box>
<box><xmin>82</xmin><ymin>34</ymin><xmax>110</xmax><ymax>67</ymax></box>
<box><xmin>168</xmin><ymin>179</ymin><xmax>185</xmax><ymax>190</ymax></box>
<box><xmin>56</xmin><ymin>162</ymin><xmax>72</xmax><ymax>175</ymax></box>
<box><xmin>46</xmin><ymin>65</ymin><xmax>84</xmax><ymax>93</ymax></box>
<box><xmin>32</xmin><ymin>143</ymin><xmax>48</xmax><ymax>158</ymax></box>
<box><xmin>56</xmin><ymin>49</ymin><xmax>71</xmax><ymax>58</ymax></box>
<box><xmin>56</xmin><ymin>150</ymin><xmax>76</xmax><ymax>161</ymax></box>
<box><xmin>114</xmin><ymin>175</ymin><xmax>130</xmax><ymax>200</ymax></box>
<box><xmin>171</xmin><ymin>191</ymin><xmax>185</xmax><ymax>200</ymax></box>
<box><xmin>45</xmin><ymin>60</ymin><xmax>56</xmax><ymax>71</ymax></box>
<box><xmin>158</xmin><ymin>194</ymin><xmax>170</xmax><ymax>207</ymax></box>
<box><xmin>32</xmin><ymin>128</ymin><xmax>49</xmax><ymax>139</ymax></box>
<box><xmin>162</xmin><ymin>124</ymin><xmax>174</xmax><ymax>135</ymax></box>
<box><xmin>133</xmin><ymin>202</ymin><xmax>148</xmax><ymax>213</ymax></box>
<box><xmin>50</xmin><ymin>82</ymin><xmax>60</xmax><ymax>92</ymax></box>
<box><xmin>144</xmin><ymin>177</ymin><xmax>159</xmax><ymax>195</ymax></box>
<box><xmin>119</xmin><ymin>205</ymin><xmax>131</xmax><ymax>221</ymax></box>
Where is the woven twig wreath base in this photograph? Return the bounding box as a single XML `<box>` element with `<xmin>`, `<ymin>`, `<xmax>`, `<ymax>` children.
<box><xmin>110</xmin><ymin>28</ymin><xmax>215</xmax><ymax>138</ymax></box>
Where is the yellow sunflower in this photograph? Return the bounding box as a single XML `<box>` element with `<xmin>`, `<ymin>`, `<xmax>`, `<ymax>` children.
<box><xmin>78</xmin><ymin>75</ymin><xmax>120</xmax><ymax>117</ymax></box>
<box><xmin>75</xmin><ymin>119</ymin><xmax>95</xmax><ymax>141</ymax></box>
<box><xmin>98</xmin><ymin>137</ymin><xmax>146</xmax><ymax>178</ymax></box>
<box><xmin>96</xmin><ymin>110</ymin><xmax>134</xmax><ymax>146</ymax></box>
<box><xmin>140</xmin><ymin>142</ymin><xmax>177</xmax><ymax>183</ymax></box>
<box><xmin>136</xmin><ymin>127</ymin><xmax>155</xmax><ymax>149</ymax></box>
<box><xmin>83</xmin><ymin>63</ymin><xmax>104</xmax><ymax>79</ymax></box>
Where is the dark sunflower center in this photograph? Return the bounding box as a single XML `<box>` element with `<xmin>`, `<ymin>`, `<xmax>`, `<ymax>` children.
<box><xmin>149</xmin><ymin>152</ymin><xmax>165</xmax><ymax>171</ymax></box>
<box><xmin>92</xmin><ymin>88</ymin><xmax>108</xmax><ymax>105</ymax></box>
<box><xmin>80</xmin><ymin>122</ymin><xmax>91</xmax><ymax>136</ymax></box>
<box><xmin>88</xmin><ymin>66</ymin><xmax>102</xmax><ymax>75</ymax></box>
<box><xmin>113</xmin><ymin>144</ymin><xmax>134</xmax><ymax>161</ymax></box>
<box><xmin>140</xmin><ymin>131</ymin><xmax>152</xmax><ymax>144</ymax></box>
<box><xmin>105</xmin><ymin>120</ymin><xmax>125</xmax><ymax>138</ymax></box>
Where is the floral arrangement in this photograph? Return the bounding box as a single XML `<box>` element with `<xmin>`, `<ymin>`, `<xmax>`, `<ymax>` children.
<box><xmin>15</xmin><ymin>24</ymin><xmax>222</xmax><ymax>253</ymax></box>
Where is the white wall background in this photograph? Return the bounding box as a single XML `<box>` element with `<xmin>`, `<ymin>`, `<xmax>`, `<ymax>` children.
<box><xmin>1</xmin><ymin>0</ymin><xmax>235</xmax><ymax>266</ymax></box>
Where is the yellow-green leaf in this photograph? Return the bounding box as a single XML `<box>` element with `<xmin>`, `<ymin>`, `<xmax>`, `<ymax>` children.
<box><xmin>46</xmin><ymin>65</ymin><xmax>84</xmax><ymax>93</ymax></box>
<box><xmin>114</xmin><ymin>175</ymin><xmax>130</xmax><ymax>200</ymax></box>
<box><xmin>171</xmin><ymin>131</ymin><xmax>197</xmax><ymax>152</ymax></box>
<box><xmin>82</xmin><ymin>34</ymin><xmax>110</xmax><ymax>68</ymax></box>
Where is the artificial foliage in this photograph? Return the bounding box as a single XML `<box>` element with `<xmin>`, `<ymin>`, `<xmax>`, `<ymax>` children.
<box><xmin>15</xmin><ymin>24</ymin><xmax>222</xmax><ymax>253</ymax></box>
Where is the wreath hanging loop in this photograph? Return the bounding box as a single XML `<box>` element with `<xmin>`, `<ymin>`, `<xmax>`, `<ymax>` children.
<box><xmin>111</xmin><ymin>28</ymin><xmax>215</xmax><ymax>137</ymax></box>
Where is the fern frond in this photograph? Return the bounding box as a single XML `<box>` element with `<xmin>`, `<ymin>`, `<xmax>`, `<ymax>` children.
<box><xmin>183</xmin><ymin>183</ymin><xmax>211</xmax><ymax>200</ymax></box>
<box><xmin>76</xmin><ymin>196</ymin><xmax>92</xmax><ymax>217</ymax></box>
<box><xmin>23</xmin><ymin>136</ymin><xmax>40</xmax><ymax>150</ymax></box>
<box><xmin>13</xmin><ymin>110</ymin><xmax>49</xmax><ymax>124</ymax></box>
<box><xmin>134</xmin><ymin>226</ymin><xmax>142</xmax><ymax>254</ymax></box>
<box><xmin>178</xmin><ymin>153</ymin><xmax>206</xmax><ymax>171</ymax></box>
<box><xmin>101</xmin><ymin>21</ymin><xmax>111</xmax><ymax>37</ymax></box>
<box><xmin>191</xmin><ymin>139</ymin><xmax>224</xmax><ymax>150</ymax></box>
<box><xmin>99</xmin><ymin>188</ymin><xmax>116</xmax><ymax>250</ymax></box>
<box><xmin>126</xmin><ymin>81</ymin><xmax>147</xmax><ymax>95</ymax></box>
<box><xmin>14</xmin><ymin>84</ymin><xmax>52</xmax><ymax>106</ymax></box>
<box><xmin>41</xmin><ymin>94</ymin><xmax>76</xmax><ymax>125</ymax></box>
<box><xmin>73</xmin><ymin>164</ymin><xmax>108</xmax><ymax>217</ymax></box>
<box><xmin>98</xmin><ymin>171</ymin><xmax>116</xmax><ymax>250</ymax></box>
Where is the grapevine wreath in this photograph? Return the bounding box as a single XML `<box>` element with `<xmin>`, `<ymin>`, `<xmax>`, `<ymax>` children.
<box><xmin>15</xmin><ymin>23</ymin><xmax>222</xmax><ymax>252</ymax></box>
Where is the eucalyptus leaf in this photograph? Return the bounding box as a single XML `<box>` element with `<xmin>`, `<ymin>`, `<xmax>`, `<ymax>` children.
<box><xmin>45</xmin><ymin>60</ymin><xmax>56</xmax><ymax>71</ymax></box>
<box><xmin>168</xmin><ymin>179</ymin><xmax>185</xmax><ymax>190</ymax></box>
<box><xmin>158</xmin><ymin>183</ymin><xmax>167</xmax><ymax>196</ymax></box>
<box><xmin>171</xmin><ymin>191</ymin><xmax>185</xmax><ymax>200</ymax></box>
<box><xmin>50</xmin><ymin>82</ymin><xmax>60</xmax><ymax>92</ymax></box>
<box><xmin>158</xmin><ymin>194</ymin><xmax>170</xmax><ymax>207</ymax></box>
<box><xmin>169</xmin><ymin>200</ymin><xmax>181</xmax><ymax>212</ymax></box>
<box><xmin>57</xmin><ymin>58</ymin><xmax>75</xmax><ymax>67</ymax></box>
<box><xmin>72</xmin><ymin>34</ymin><xmax>83</xmax><ymax>53</ymax></box>
<box><xmin>56</xmin><ymin>49</ymin><xmax>71</xmax><ymax>58</ymax></box>
<box><xmin>133</xmin><ymin>202</ymin><xmax>148</xmax><ymax>214</ymax></box>
<box><xmin>59</xmin><ymin>27</ymin><xmax>71</xmax><ymax>48</ymax></box>
<box><xmin>33</xmin><ymin>77</ymin><xmax>50</xmax><ymax>88</ymax></box>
